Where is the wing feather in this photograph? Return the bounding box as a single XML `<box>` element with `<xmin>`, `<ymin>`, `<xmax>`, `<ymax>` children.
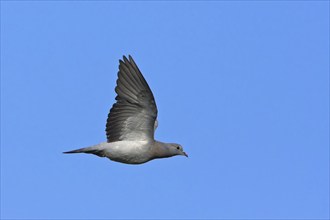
<box><xmin>105</xmin><ymin>56</ymin><xmax>158</xmax><ymax>142</ymax></box>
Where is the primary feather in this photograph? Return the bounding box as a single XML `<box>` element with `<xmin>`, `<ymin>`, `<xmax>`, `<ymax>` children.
<box><xmin>105</xmin><ymin>55</ymin><xmax>158</xmax><ymax>142</ymax></box>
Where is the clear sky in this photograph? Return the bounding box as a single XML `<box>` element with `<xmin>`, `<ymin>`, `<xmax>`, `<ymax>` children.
<box><xmin>1</xmin><ymin>1</ymin><xmax>329</xmax><ymax>219</ymax></box>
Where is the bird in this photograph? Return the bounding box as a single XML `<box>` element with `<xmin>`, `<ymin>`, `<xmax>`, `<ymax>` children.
<box><xmin>64</xmin><ymin>55</ymin><xmax>187</xmax><ymax>164</ymax></box>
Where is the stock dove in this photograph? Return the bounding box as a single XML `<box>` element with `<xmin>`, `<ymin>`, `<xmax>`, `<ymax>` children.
<box><xmin>64</xmin><ymin>55</ymin><xmax>187</xmax><ymax>164</ymax></box>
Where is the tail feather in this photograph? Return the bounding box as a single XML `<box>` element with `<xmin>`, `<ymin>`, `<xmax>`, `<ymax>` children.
<box><xmin>63</xmin><ymin>144</ymin><xmax>106</xmax><ymax>157</ymax></box>
<box><xmin>63</xmin><ymin>148</ymin><xmax>86</xmax><ymax>154</ymax></box>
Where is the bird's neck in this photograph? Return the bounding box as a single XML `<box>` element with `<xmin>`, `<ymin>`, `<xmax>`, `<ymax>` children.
<box><xmin>152</xmin><ymin>141</ymin><xmax>172</xmax><ymax>159</ymax></box>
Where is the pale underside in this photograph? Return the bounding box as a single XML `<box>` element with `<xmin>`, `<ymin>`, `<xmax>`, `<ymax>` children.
<box><xmin>100</xmin><ymin>141</ymin><xmax>153</xmax><ymax>164</ymax></box>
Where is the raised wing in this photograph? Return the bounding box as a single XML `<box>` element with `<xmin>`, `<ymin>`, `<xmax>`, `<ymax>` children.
<box><xmin>105</xmin><ymin>55</ymin><xmax>158</xmax><ymax>142</ymax></box>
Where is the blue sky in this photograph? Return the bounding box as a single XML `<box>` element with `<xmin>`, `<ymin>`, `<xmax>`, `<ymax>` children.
<box><xmin>1</xmin><ymin>1</ymin><xmax>329</xmax><ymax>219</ymax></box>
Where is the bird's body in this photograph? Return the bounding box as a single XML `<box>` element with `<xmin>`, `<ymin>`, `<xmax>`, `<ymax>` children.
<box><xmin>68</xmin><ymin>141</ymin><xmax>153</xmax><ymax>164</ymax></box>
<box><xmin>64</xmin><ymin>55</ymin><xmax>187</xmax><ymax>164</ymax></box>
<box><xmin>102</xmin><ymin>141</ymin><xmax>153</xmax><ymax>164</ymax></box>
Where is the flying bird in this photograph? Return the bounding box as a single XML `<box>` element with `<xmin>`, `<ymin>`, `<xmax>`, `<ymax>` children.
<box><xmin>64</xmin><ymin>55</ymin><xmax>187</xmax><ymax>164</ymax></box>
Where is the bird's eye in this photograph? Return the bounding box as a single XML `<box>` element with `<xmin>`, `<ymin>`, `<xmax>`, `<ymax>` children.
<box><xmin>177</xmin><ymin>146</ymin><xmax>180</xmax><ymax>150</ymax></box>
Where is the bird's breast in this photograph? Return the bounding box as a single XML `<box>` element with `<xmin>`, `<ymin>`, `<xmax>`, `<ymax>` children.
<box><xmin>102</xmin><ymin>140</ymin><xmax>153</xmax><ymax>164</ymax></box>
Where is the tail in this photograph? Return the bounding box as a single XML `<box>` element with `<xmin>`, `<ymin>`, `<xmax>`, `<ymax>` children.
<box><xmin>63</xmin><ymin>148</ymin><xmax>86</xmax><ymax>154</ymax></box>
<box><xmin>63</xmin><ymin>143</ymin><xmax>106</xmax><ymax>157</ymax></box>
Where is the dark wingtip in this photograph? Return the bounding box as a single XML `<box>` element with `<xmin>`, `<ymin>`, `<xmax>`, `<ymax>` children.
<box><xmin>121</xmin><ymin>55</ymin><xmax>134</xmax><ymax>64</ymax></box>
<box><xmin>123</xmin><ymin>55</ymin><xmax>129</xmax><ymax>63</ymax></box>
<box><xmin>119</xmin><ymin>55</ymin><xmax>126</xmax><ymax>63</ymax></box>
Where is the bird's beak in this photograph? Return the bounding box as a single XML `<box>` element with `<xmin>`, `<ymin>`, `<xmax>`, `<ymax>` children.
<box><xmin>182</xmin><ymin>151</ymin><xmax>188</xmax><ymax>157</ymax></box>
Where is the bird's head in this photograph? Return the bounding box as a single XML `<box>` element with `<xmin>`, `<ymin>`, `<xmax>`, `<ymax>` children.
<box><xmin>168</xmin><ymin>143</ymin><xmax>188</xmax><ymax>157</ymax></box>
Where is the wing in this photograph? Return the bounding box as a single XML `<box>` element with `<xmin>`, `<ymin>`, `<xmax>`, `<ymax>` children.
<box><xmin>105</xmin><ymin>55</ymin><xmax>158</xmax><ymax>142</ymax></box>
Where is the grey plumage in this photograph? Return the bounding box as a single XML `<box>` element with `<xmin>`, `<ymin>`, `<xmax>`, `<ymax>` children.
<box><xmin>106</xmin><ymin>56</ymin><xmax>157</xmax><ymax>142</ymax></box>
<box><xmin>64</xmin><ymin>55</ymin><xmax>187</xmax><ymax>164</ymax></box>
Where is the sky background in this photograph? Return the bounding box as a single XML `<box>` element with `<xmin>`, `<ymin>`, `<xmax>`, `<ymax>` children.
<box><xmin>1</xmin><ymin>1</ymin><xmax>329</xmax><ymax>219</ymax></box>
